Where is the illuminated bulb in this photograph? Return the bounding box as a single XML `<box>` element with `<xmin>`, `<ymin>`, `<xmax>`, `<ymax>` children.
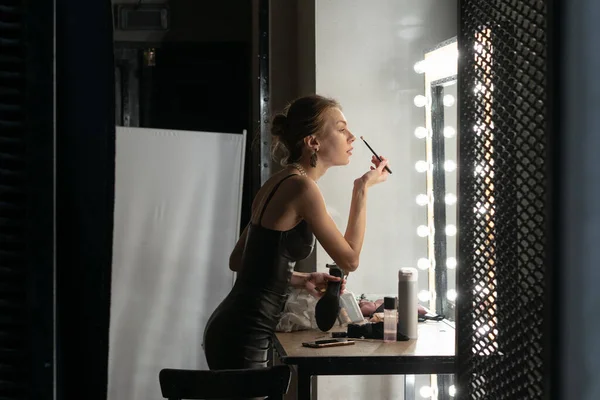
<box><xmin>416</xmin><ymin>194</ymin><xmax>429</xmax><ymax>206</ymax></box>
<box><xmin>443</xmin><ymin>94</ymin><xmax>455</xmax><ymax>107</ymax></box>
<box><xmin>417</xmin><ymin>258</ymin><xmax>431</xmax><ymax>270</ymax></box>
<box><xmin>413</xmin><ymin>95</ymin><xmax>427</xmax><ymax>108</ymax></box>
<box><xmin>445</xmin><ymin>224</ymin><xmax>457</xmax><ymax>236</ymax></box>
<box><xmin>443</xmin><ymin>126</ymin><xmax>456</xmax><ymax>138</ymax></box>
<box><xmin>474</xmin><ymin>82</ymin><xmax>485</xmax><ymax>94</ymax></box>
<box><xmin>447</xmin><ymin>289</ymin><xmax>457</xmax><ymax>301</ymax></box>
<box><xmin>444</xmin><ymin>160</ymin><xmax>457</xmax><ymax>172</ymax></box>
<box><xmin>415</xmin><ymin>160</ymin><xmax>429</xmax><ymax>173</ymax></box>
<box><xmin>413</xmin><ymin>60</ymin><xmax>427</xmax><ymax>74</ymax></box>
<box><xmin>414</xmin><ymin>126</ymin><xmax>428</xmax><ymax>139</ymax></box>
<box><xmin>445</xmin><ymin>193</ymin><xmax>457</xmax><ymax>205</ymax></box>
<box><xmin>474</xmin><ymin>164</ymin><xmax>484</xmax><ymax>175</ymax></box>
<box><xmin>418</xmin><ymin>290</ymin><xmax>431</xmax><ymax>302</ymax></box>
<box><xmin>417</xmin><ymin>225</ymin><xmax>430</xmax><ymax>237</ymax></box>
<box><xmin>449</xmin><ymin>385</ymin><xmax>456</xmax><ymax>397</ymax></box>
<box><xmin>419</xmin><ymin>385</ymin><xmax>433</xmax><ymax>398</ymax></box>
<box><xmin>446</xmin><ymin>257</ymin><xmax>457</xmax><ymax>269</ymax></box>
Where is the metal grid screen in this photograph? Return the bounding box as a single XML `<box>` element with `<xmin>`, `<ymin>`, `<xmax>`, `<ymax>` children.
<box><xmin>457</xmin><ymin>1</ymin><xmax>548</xmax><ymax>399</ymax></box>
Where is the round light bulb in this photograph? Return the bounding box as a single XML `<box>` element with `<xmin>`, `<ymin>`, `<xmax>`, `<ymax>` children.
<box><xmin>415</xmin><ymin>160</ymin><xmax>429</xmax><ymax>173</ymax></box>
<box><xmin>449</xmin><ymin>385</ymin><xmax>457</xmax><ymax>397</ymax></box>
<box><xmin>417</xmin><ymin>225</ymin><xmax>430</xmax><ymax>237</ymax></box>
<box><xmin>443</xmin><ymin>94</ymin><xmax>455</xmax><ymax>107</ymax></box>
<box><xmin>446</xmin><ymin>257</ymin><xmax>457</xmax><ymax>269</ymax></box>
<box><xmin>414</xmin><ymin>126</ymin><xmax>428</xmax><ymax>139</ymax></box>
<box><xmin>444</xmin><ymin>160</ymin><xmax>457</xmax><ymax>172</ymax></box>
<box><xmin>445</xmin><ymin>224</ymin><xmax>457</xmax><ymax>236</ymax></box>
<box><xmin>418</xmin><ymin>290</ymin><xmax>431</xmax><ymax>303</ymax></box>
<box><xmin>417</xmin><ymin>258</ymin><xmax>431</xmax><ymax>270</ymax></box>
<box><xmin>416</xmin><ymin>194</ymin><xmax>429</xmax><ymax>206</ymax></box>
<box><xmin>419</xmin><ymin>385</ymin><xmax>433</xmax><ymax>398</ymax></box>
<box><xmin>413</xmin><ymin>60</ymin><xmax>426</xmax><ymax>74</ymax></box>
<box><xmin>443</xmin><ymin>126</ymin><xmax>456</xmax><ymax>138</ymax></box>
<box><xmin>445</xmin><ymin>193</ymin><xmax>457</xmax><ymax>205</ymax></box>
<box><xmin>413</xmin><ymin>95</ymin><xmax>427</xmax><ymax>108</ymax></box>
<box><xmin>447</xmin><ymin>289</ymin><xmax>457</xmax><ymax>301</ymax></box>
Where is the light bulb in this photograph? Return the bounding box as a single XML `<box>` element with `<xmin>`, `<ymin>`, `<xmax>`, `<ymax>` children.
<box><xmin>416</xmin><ymin>194</ymin><xmax>429</xmax><ymax>206</ymax></box>
<box><xmin>413</xmin><ymin>95</ymin><xmax>427</xmax><ymax>108</ymax></box>
<box><xmin>447</xmin><ymin>289</ymin><xmax>457</xmax><ymax>301</ymax></box>
<box><xmin>419</xmin><ymin>385</ymin><xmax>433</xmax><ymax>398</ymax></box>
<box><xmin>445</xmin><ymin>224</ymin><xmax>457</xmax><ymax>236</ymax></box>
<box><xmin>446</xmin><ymin>257</ymin><xmax>457</xmax><ymax>269</ymax></box>
<box><xmin>414</xmin><ymin>126</ymin><xmax>428</xmax><ymax>139</ymax></box>
<box><xmin>418</xmin><ymin>290</ymin><xmax>431</xmax><ymax>302</ymax></box>
<box><xmin>417</xmin><ymin>258</ymin><xmax>431</xmax><ymax>270</ymax></box>
<box><xmin>444</xmin><ymin>160</ymin><xmax>457</xmax><ymax>172</ymax></box>
<box><xmin>413</xmin><ymin>60</ymin><xmax>426</xmax><ymax>74</ymax></box>
<box><xmin>443</xmin><ymin>126</ymin><xmax>456</xmax><ymax>138</ymax></box>
<box><xmin>417</xmin><ymin>225</ymin><xmax>430</xmax><ymax>237</ymax></box>
<box><xmin>443</xmin><ymin>94</ymin><xmax>455</xmax><ymax>107</ymax></box>
<box><xmin>415</xmin><ymin>160</ymin><xmax>429</xmax><ymax>173</ymax></box>
<box><xmin>445</xmin><ymin>193</ymin><xmax>457</xmax><ymax>205</ymax></box>
<box><xmin>449</xmin><ymin>385</ymin><xmax>457</xmax><ymax>397</ymax></box>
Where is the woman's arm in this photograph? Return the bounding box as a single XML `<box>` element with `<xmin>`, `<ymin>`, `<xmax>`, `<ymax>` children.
<box><xmin>296</xmin><ymin>179</ymin><xmax>367</xmax><ymax>273</ymax></box>
<box><xmin>295</xmin><ymin>158</ymin><xmax>388</xmax><ymax>273</ymax></box>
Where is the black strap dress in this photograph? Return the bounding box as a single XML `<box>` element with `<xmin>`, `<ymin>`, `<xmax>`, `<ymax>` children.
<box><xmin>203</xmin><ymin>174</ymin><xmax>315</xmax><ymax>369</ymax></box>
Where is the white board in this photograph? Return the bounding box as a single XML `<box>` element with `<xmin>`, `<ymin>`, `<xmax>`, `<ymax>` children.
<box><xmin>108</xmin><ymin>127</ymin><xmax>246</xmax><ymax>400</ymax></box>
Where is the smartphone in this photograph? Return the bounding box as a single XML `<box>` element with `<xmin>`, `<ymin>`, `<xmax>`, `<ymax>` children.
<box><xmin>301</xmin><ymin>338</ymin><xmax>356</xmax><ymax>348</ymax></box>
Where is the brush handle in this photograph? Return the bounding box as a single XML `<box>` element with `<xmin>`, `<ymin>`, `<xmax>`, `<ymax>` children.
<box><xmin>362</xmin><ymin>140</ymin><xmax>393</xmax><ymax>174</ymax></box>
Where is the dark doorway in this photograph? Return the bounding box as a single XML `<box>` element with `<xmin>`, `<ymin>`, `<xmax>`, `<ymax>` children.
<box><xmin>142</xmin><ymin>42</ymin><xmax>250</xmax><ymax>134</ymax></box>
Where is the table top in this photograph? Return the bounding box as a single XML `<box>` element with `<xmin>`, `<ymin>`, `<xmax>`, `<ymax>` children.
<box><xmin>274</xmin><ymin>320</ymin><xmax>455</xmax><ymax>365</ymax></box>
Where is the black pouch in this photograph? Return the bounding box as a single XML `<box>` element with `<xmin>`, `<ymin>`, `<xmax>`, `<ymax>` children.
<box><xmin>347</xmin><ymin>322</ymin><xmax>410</xmax><ymax>341</ymax></box>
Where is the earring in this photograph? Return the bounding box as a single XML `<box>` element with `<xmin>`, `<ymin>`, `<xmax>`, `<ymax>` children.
<box><xmin>310</xmin><ymin>150</ymin><xmax>318</xmax><ymax>167</ymax></box>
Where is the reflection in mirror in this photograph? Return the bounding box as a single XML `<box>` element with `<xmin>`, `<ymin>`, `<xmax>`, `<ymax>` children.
<box><xmin>414</xmin><ymin>37</ymin><xmax>458</xmax><ymax>321</ymax></box>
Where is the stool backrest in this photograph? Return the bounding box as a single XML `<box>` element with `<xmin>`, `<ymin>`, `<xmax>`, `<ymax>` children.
<box><xmin>159</xmin><ymin>365</ymin><xmax>292</xmax><ymax>400</ymax></box>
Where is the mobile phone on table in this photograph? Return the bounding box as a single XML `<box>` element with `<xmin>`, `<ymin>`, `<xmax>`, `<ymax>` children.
<box><xmin>301</xmin><ymin>338</ymin><xmax>356</xmax><ymax>348</ymax></box>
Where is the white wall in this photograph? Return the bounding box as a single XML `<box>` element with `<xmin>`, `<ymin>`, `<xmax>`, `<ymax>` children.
<box><xmin>314</xmin><ymin>0</ymin><xmax>456</xmax><ymax>398</ymax></box>
<box><xmin>315</xmin><ymin>0</ymin><xmax>457</xmax><ymax>295</ymax></box>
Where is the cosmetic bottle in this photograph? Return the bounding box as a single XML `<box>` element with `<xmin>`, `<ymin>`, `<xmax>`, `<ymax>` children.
<box><xmin>383</xmin><ymin>296</ymin><xmax>397</xmax><ymax>342</ymax></box>
<box><xmin>398</xmin><ymin>267</ymin><xmax>418</xmax><ymax>339</ymax></box>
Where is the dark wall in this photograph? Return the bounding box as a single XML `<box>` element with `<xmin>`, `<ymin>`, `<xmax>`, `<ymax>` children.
<box><xmin>113</xmin><ymin>0</ymin><xmax>256</xmax><ymax>229</ymax></box>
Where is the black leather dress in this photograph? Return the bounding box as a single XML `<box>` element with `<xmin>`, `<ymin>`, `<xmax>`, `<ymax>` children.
<box><xmin>203</xmin><ymin>174</ymin><xmax>315</xmax><ymax>370</ymax></box>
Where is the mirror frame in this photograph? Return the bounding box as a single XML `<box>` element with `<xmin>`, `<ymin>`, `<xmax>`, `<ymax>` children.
<box><xmin>423</xmin><ymin>37</ymin><xmax>458</xmax><ymax>318</ymax></box>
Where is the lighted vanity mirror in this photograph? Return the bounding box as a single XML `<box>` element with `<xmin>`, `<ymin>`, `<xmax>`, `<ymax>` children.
<box><xmin>415</xmin><ymin>37</ymin><xmax>458</xmax><ymax>321</ymax></box>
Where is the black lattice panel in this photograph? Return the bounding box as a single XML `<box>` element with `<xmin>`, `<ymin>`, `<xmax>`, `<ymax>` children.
<box><xmin>457</xmin><ymin>1</ymin><xmax>547</xmax><ymax>399</ymax></box>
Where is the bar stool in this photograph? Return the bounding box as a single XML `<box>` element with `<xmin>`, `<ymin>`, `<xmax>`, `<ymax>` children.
<box><xmin>158</xmin><ymin>365</ymin><xmax>292</xmax><ymax>400</ymax></box>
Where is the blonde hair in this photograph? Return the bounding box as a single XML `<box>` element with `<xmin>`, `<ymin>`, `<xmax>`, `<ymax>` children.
<box><xmin>270</xmin><ymin>94</ymin><xmax>341</xmax><ymax>166</ymax></box>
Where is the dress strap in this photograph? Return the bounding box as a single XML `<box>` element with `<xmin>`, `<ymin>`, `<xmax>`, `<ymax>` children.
<box><xmin>258</xmin><ymin>174</ymin><xmax>298</xmax><ymax>226</ymax></box>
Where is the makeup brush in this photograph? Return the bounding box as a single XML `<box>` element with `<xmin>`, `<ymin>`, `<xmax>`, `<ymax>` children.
<box><xmin>315</xmin><ymin>265</ymin><xmax>344</xmax><ymax>332</ymax></box>
<box><xmin>360</xmin><ymin>136</ymin><xmax>392</xmax><ymax>174</ymax></box>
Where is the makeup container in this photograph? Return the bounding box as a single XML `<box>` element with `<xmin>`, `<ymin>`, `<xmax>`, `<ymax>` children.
<box><xmin>398</xmin><ymin>267</ymin><xmax>418</xmax><ymax>339</ymax></box>
<box><xmin>383</xmin><ymin>296</ymin><xmax>397</xmax><ymax>342</ymax></box>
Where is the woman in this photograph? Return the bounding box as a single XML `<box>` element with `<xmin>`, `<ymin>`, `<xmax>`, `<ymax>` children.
<box><xmin>203</xmin><ymin>94</ymin><xmax>389</xmax><ymax>370</ymax></box>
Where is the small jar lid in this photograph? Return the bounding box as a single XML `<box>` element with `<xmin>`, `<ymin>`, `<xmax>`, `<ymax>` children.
<box><xmin>384</xmin><ymin>296</ymin><xmax>396</xmax><ymax>310</ymax></box>
<box><xmin>398</xmin><ymin>267</ymin><xmax>418</xmax><ymax>282</ymax></box>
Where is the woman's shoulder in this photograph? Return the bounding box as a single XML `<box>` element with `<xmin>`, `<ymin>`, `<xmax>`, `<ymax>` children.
<box><xmin>251</xmin><ymin>170</ymin><xmax>312</xmax><ymax>210</ymax></box>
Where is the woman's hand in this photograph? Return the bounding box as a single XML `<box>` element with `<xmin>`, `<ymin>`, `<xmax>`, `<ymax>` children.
<box><xmin>357</xmin><ymin>155</ymin><xmax>390</xmax><ymax>188</ymax></box>
<box><xmin>294</xmin><ymin>272</ymin><xmax>346</xmax><ymax>298</ymax></box>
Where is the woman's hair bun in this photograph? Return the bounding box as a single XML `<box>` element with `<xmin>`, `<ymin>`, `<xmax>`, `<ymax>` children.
<box><xmin>271</xmin><ymin>113</ymin><xmax>288</xmax><ymax>138</ymax></box>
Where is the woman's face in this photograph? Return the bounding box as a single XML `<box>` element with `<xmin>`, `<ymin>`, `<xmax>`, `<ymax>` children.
<box><xmin>317</xmin><ymin>107</ymin><xmax>356</xmax><ymax>166</ymax></box>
